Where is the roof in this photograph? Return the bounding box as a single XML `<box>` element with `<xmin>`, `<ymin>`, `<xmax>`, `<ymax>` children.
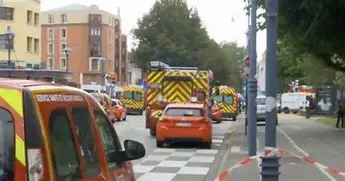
<box><xmin>166</xmin><ymin>103</ymin><xmax>204</xmax><ymax>109</ymax></box>
<box><xmin>43</xmin><ymin>3</ymin><xmax>89</xmax><ymax>13</ymax></box>
<box><xmin>0</xmin><ymin>78</ymin><xmax>79</xmax><ymax>92</ymax></box>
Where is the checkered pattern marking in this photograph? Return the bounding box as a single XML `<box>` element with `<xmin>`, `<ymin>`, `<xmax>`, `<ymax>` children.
<box><xmin>134</xmin><ymin>136</ymin><xmax>225</xmax><ymax>181</ymax></box>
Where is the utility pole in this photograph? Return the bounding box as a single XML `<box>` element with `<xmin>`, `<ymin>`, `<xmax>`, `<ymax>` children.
<box><xmin>247</xmin><ymin>0</ymin><xmax>258</xmax><ymax>156</ymax></box>
<box><xmin>261</xmin><ymin>0</ymin><xmax>280</xmax><ymax>180</ymax></box>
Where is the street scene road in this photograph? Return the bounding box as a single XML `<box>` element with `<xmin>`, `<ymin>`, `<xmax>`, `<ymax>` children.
<box><xmin>211</xmin><ymin>113</ymin><xmax>345</xmax><ymax>181</ymax></box>
<box><xmin>114</xmin><ymin>113</ymin><xmax>235</xmax><ymax>181</ymax></box>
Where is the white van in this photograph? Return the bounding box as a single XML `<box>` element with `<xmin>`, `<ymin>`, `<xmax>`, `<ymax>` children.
<box><xmin>281</xmin><ymin>92</ymin><xmax>309</xmax><ymax>113</ymax></box>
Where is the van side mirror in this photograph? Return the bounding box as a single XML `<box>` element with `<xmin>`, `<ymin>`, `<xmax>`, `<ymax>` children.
<box><xmin>123</xmin><ymin>140</ymin><xmax>146</xmax><ymax>160</ymax></box>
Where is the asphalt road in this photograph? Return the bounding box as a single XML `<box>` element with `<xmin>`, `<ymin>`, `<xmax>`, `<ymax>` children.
<box><xmin>113</xmin><ymin>113</ymin><xmax>235</xmax><ymax>181</ymax></box>
<box><xmin>216</xmin><ymin>113</ymin><xmax>345</xmax><ymax>181</ymax></box>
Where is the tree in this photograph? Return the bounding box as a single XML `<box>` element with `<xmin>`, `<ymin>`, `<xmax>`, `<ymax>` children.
<box><xmin>132</xmin><ymin>0</ymin><xmax>210</xmax><ymax>70</ymax></box>
<box><xmin>219</xmin><ymin>42</ymin><xmax>246</xmax><ymax>89</ymax></box>
<box><xmin>254</xmin><ymin>0</ymin><xmax>345</xmax><ymax>72</ymax></box>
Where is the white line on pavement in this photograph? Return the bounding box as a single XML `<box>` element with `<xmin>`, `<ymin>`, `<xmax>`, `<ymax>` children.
<box><xmin>277</xmin><ymin>127</ymin><xmax>337</xmax><ymax>181</ymax></box>
<box><xmin>256</xmin><ymin>137</ymin><xmax>262</xmax><ymax>181</ymax></box>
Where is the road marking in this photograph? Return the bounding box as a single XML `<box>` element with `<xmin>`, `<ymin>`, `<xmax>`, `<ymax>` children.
<box><xmin>277</xmin><ymin>127</ymin><xmax>337</xmax><ymax>181</ymax></box>
<box><xmin>230</xmin><ymin>146</ymin><xmax>240</xmax><ymax>153</ymax></box>
<box><xmin>256</xmin><ymin>137</ymin><xmax>262</xmax><ymax>181</ymax></box>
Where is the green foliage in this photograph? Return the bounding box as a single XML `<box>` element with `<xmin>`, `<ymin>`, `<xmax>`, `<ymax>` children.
<box><xmin>252</xmin><ymin>0</ymin><xmax>345</xmax><ymax>72</ymax></box>
<box><xmin>132</xmin><ymin>0</ymin><xmax>246</xmax><ymax>88</ymax></box>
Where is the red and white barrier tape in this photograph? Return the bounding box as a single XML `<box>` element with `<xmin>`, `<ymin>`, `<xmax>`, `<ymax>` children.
<box><xmin>214</xmin><ymin>147</ymin><xmax>345</xmax><ymax>181</ymax></box>
<box><xmin>214</xmin><ymin>147</ymin><xmax>283</xmax><ymax>181</ymax></box>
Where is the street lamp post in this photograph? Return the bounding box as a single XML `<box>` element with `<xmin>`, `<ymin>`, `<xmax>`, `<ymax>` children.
<box><xmin>5</xmin><ymin>26</ymin><xmax>14</xmax><ymax>68</ymax></box>
<box><xmin>63</xmin><ymin>46</ymin><xmax>72</xmax><ymax>72</ymax></box>
<box><xmin>261</xmin><ymin>0</ymin><xmax>280</xmax><ymax>180</ymax></box>
<box><xmin>99</xmin><ymin>58</ymin><xmax>106</xmax><ymax>91</ymax></box>
<box><xmin>247</xmin><ymin>0</ymin><xmax>258</xmax><ymax>157</ymax></box>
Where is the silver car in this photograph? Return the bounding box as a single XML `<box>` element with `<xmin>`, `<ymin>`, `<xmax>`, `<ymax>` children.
<box><xmin>256</xmin><ymin>95</ymin><xmax>266</xmax><ymax>122</ymax></box>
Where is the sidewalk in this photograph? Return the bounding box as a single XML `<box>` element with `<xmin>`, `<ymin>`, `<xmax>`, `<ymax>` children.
<box><xmin>213</xmin><ymin>114</ymin><xmax>345</xmax><ymax>181</ymax></box>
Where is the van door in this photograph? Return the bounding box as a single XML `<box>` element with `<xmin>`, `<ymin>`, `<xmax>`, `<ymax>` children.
<box><xmin>87</xmin><ymin>97</ymin><xmax>133</xmax><ymax>181</ymax></box>
<box><xmin>33</xmin><ymin>92</ymin><xmax>106</xmax><ymax>181</ymax></box>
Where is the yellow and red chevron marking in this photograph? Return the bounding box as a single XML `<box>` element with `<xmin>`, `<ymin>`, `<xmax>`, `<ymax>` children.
<box><xmin>0</xmin><ymin>88</ymin><xmax>27</xmax><ymax>180</ymax></box>
<box><xmin>162</xmin><ymin>80</ymin><xmax>193</xmax><ymax>103</ymax></box>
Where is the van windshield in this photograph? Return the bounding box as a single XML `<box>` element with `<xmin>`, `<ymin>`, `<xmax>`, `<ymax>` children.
<box><xmin>0</xmin><ymin>108</ymin><xmax>15</xmax><ymax>181</ymax></box>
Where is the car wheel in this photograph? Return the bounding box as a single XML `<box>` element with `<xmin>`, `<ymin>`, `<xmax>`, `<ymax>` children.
<box><xmin>202</xmin><ymin>141</ymin><xmax>212</xmax><ymax>149</ymax></box>
<box><xmin>216</xmin><ymin>119</ymin><xmax>222</xmax><ymax>124</ymax></box>
<box><xmin>122</xmin><ymin>115</ymin><xmax>126</xmax><ymax>121</ymax></box>
<box><xmin>283</xmin><ymin>107</ymin><xmax>290</xmax><ymax>114</ymax></box>
<box><xmin>156</xmin><ymin>140</ymin><xmax>164</xmax><ymax>148</ymax></box>
<box><xmin>233</xmin><ymin>117</ymin><xmax>237</xmax><ymax>121</ymax></box>
<box><xmin>139</xmin><ymin>110</ymin><xmax>143</xmax><ymax>115</ymax></box>
<box><xmin>150</xmin><ymin>129</ymin><xmax>156</xmax><ymax>136</ymax></box>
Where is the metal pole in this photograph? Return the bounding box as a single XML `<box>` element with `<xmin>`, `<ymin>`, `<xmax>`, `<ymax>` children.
<box><xmin>7</xmin><ymin>34</ymin><xmax>11</xmax><ymax>68</ymax></box>
<box><xmin>66</xmin><ymin>53</ymin><xmax>69</xmax><ymax>72</ymax></box>
<box><xmin>247</xmin><ymin>0</ymin><xmax>257</xmax><ymax>156</ymax></box>
<box><xmin>261</xmin><ymin>0</ymin><xmax>280</xmax><ymax>180</ymax></box>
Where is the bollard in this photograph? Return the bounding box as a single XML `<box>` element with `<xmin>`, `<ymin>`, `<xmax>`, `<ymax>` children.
<box><xmin>260</xmin><ymin>156</ymin><xmax>281</xmax><ymax>181</ymax></box>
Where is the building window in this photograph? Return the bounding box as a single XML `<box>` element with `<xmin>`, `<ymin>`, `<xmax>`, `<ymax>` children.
<box><xmin>109</xmin><ymin>44</ymin><xmax>112</xmax><ymax>54</ymax></box>
<box><xmin>48</xmin><ymin>28</ymin><xmax>54</xmax><ymax>40</ymax></box>
<box><xmin>0</xmin><ymin>7</ymin><xmax>14</xmax><ymax>20</ymax></box>
<box><xmin>90</xmin><ymin>28</ymin><xmax>101</xmax><ymax>36</ymax></box>
<box><xmin>61</xmin><ymin>14</ymin><xmax>67</xmax><ymax>23</ymax></box>
<box><xmin>26</xmin><ymin>37</ymin><xmax>32</xmax><ymax>52</ymax></box>
<box><xmin>48</xmin><ymin>57</ymin><xmax>54</xmax><ymax>69</ymax></box>
<box><xmin>90</xmin><ymin>58</ymin><xmax>99</xmax><ymax>71</ymax></box>
<box><xmin>48</xmin><ymin>14</ymin><xmax>54</xmax><ymax>23</ymax></box>
<box><xmin>48</xmin><ymin>43</ymin><xmax>53</xmax><ymax>55</ymax></box>
<box><xmin>60</xmin><ymin>57</ymin><xmax>66</xmax><ymax>69</ymax></box>
<box><xmin>90</xmin><ymin>43</ymin><xmax>101</xmax><ymax>57</ymax></box>
<box><xmin>34</xmin><ymin>38</ymin><xmax>39</xmax><ymax>53</ymax></box>
<box><xmin>26</xmin><ymin>10</ymin><xmax>32</xmax><ymax>24</ymax></box>
<box><xmin>61</xmin><ymin>28</ymin><xmax>67</xmax><ymax>39</ymax></box>
<box><xmin>109</xmin><ymin>29</ymin><xmax>111</xmax><ymax>39</ymax></box>
<box><xmin>61</xmin><ymin>43</ymin><xmax>67</xmax><ymax>54</ymax></box>
<box><xmin>34</xmin><ymin>13</ymin><xmax>39</xmax><ymax>26</ymax></box>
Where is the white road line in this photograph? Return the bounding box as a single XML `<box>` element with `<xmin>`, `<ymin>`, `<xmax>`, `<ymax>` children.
<box><xmin>277</xmin><ymin>127</ymin><xmax>337</xmax><ymax>181</ymax></box>
<box><xmin>230</xmin><ymin>146</ymin><xmax>241</xmax><ymax>153</ymax></box>
<box><xmin>256</xmin><ymin>137</ymin><xmax>262</xmax><ymax>181</ymax></box>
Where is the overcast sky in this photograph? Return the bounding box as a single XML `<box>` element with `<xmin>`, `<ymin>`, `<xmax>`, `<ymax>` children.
<box><xmin>42</xmin><ymin>0</ymin><xmax>266</xmax><ymax>60</ymax></box>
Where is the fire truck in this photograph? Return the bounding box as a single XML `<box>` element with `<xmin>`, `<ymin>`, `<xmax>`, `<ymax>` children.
<box><xmin>144</xmin><ymin>62</ymin><xmax>216</xmax><ymax>136</ymax></box>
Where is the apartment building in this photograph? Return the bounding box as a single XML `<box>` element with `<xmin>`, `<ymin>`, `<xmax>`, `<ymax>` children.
<box><xmin>41</xmin><ymin>4</ymin><xmax>128</xmax><ymax>85</ymax></box>
<box><xmin>257</xmin><ymin>50</ymin><xmax>266</xmax><ymax>91</ymax></box>
<box><xmin>0</xmin><ymin>0</ymin><xmax>41</xmax><ymax>68</ymax></box>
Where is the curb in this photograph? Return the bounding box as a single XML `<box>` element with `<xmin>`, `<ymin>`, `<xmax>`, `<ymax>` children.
<box><xmin>204</xmin><ymin>124</ymin><xmax>237</xmax><ymax>181</ymax></box>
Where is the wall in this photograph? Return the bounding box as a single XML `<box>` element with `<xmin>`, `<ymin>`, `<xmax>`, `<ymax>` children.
<box><xmin>0</xmin><ymin>0</ymin><xmax>41</xmax><ymax>65</ymax></box>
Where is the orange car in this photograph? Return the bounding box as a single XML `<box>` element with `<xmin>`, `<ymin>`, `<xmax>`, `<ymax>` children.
<box><xmin>111</xmin><ymin>99</ymin><xmax>127</xmax><ymax>122</ymax></box>
<box><xmin>156</xmin><ymin>103</ymin><xmax>212</xmax><ymax>148</ymax></box>
<box><xmin>211</xmin><ymin>105</ymin><xmax>222</xmax><ymax>123</ymax></box>
<box><xmin>90</xmin><ymin>93</ymin><xmax>126</xmax><ymax>123</ymax></box>
<box><xmin>0</xmin><ymin>78</ymin><xmax>145</xmax><ymax>181</ymax></box>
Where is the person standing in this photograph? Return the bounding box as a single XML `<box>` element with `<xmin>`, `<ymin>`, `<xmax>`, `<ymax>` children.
<box><xmin>336</xmin><ymin>100</ymin><xmax>344</xmax><ymax>128</ymax></box>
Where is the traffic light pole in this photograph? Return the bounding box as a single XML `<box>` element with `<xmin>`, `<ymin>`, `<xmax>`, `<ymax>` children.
<box><xmin>261</xmin><ymin>0</ymin><xmax>280</xmax><ymax>180</ymax></box>
<box><xmin>247</xmin><ymin>0</ymin><xmax>257</xmax><ymax>157</ymax></box>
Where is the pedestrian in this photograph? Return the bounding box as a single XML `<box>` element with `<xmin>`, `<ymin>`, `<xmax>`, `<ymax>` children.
<box><xmin>336</xmin><ymin>100</ymin><xmax>344</xmax><ymax>128</ymax></box>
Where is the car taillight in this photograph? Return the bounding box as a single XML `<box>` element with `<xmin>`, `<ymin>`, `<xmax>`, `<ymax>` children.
<box><xmin>28</xmin><ymin>148</ymin><xmax>43</xmax><ymax>181</ymax></box>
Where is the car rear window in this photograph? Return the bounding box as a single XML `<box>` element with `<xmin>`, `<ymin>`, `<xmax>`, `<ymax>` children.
<box><xmin>164</xmin><ymin>108</ymin><xmax>203</xmax><ymax>116</ymax></box>
<box><xmin>0</xmin><ymin>108</ymin><xmax>14</xmax><ymax>181</ymax></box>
